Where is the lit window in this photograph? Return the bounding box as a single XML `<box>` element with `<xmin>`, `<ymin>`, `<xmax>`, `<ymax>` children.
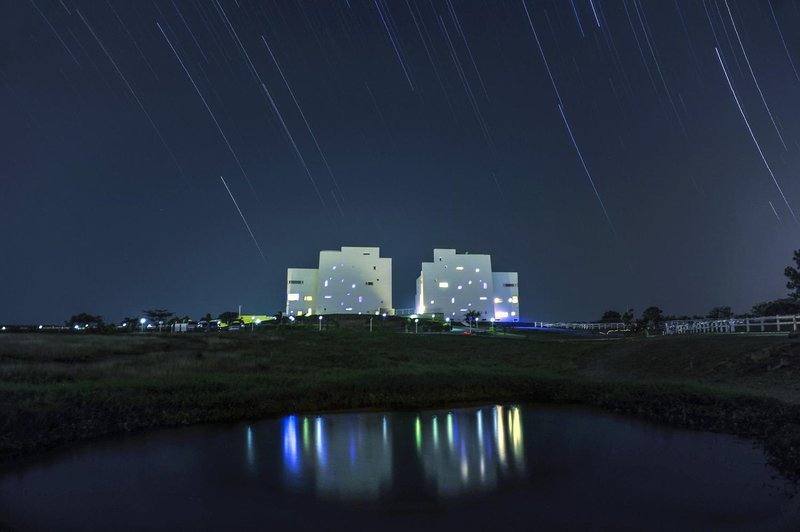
<box><xmin>475</xmin><ymin>268</ymin><xmax>480</xmax><ymax>273</ymax></box>
<box><xmin>430</xmin><ymin>300</ymin><xmax>435</xmax><ymax>305</ymax></box>
<box><xmin>307</xmin><ymin>308</ymin><xmax>312</xmax><ymax>315</ymax></box>
<box><xmin>303</xmin><ymin>296</ymin><xmax>313</xmax><ymax>302</ymax></box>
<box><xmin>494</xmin><ymin>297</ymin><xmax>503</xmax><ymax>304</ymax></box>
<box><xmin>358</xmin><ymin>296</ymin><xmax>363</xmax><ymax>303</ymax></box>
<box><xmin>456</xmin><ymin>266</ymin><xmax>464</xmax><ymax>271</ymax></box>
<box><xmin>482</xmin><ymin>282</ymin><xmax>488</xmax><ymax>289</ymax></box>
<box><xmin>296</xmin><ymin>311</ymin><xmax>303</xmax><ymax>316</ymax></box>
<box><xmin>333</xmin><ymin>266</ymin><xmax>336</xmax><ymax>270</ymax></box>
<box><xmin>511</xmin><ymin>312</ymin><xmax>516</xmax><ymax>316</ymax></box>
<box><xmin>509</xmin><ymin>296</ymin><xmax>519</xmax><ymax>304</ymax></box>
<box><xmin>324</xmin><ymin>295</ymin><xmax>332</xmax><ymax>299</ymax></box>
<box><xmin>457</xmin><ymin>285</ymin><xmax>463</xmax><ymax>290</ymax></box>
<box><xmin>324</xmin><ymin>280</ymin><xmax>329</xmax><ymax>287</ymax></box>
<box><xmin>479</xmin><ymin>296</ymin><xmax>488</xmax><ymax>301</ymax></box>
<box><xmin>345</xmin><ymin>307</ymin><xmax>353</xmax><ymax>311</ymax></box>
<box><xmin>496</xmin><ymin>311</ymin><xmax>509</xmax><ymax>319</ymax></box>
<box><xmin>451</xmin><ymin>297</ymin><xmax>455</xmax><ymax>304</ymax></box>
<box><xmin>460</xmin><ymin>308</ymin><xmax>468</xmax><ymax>312</ymax></box>
<box><xmin>287</xmin><ymin>293</ymin><xmax>300</xmax><ymax>301</ymax></box>
<box><xmin>439</xmin><ymin>282</ymin><xmax>449</xmax><ymax>288</ymax></box>
<box><xmin>468</xmin><ymin>280</ymin><xmax>472</xmax><ymax>285</ymax></box>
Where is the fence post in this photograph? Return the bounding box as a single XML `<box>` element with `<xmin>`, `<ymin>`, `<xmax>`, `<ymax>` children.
<box><xmin>794</xmin><ymin>315</ymin><xmax>797</xmax><ymax>332</ymax></box>
<box><xmin>777</xmin><ymin>315</ymin><xmax>781</xmax><ymax>333</ymax></box>
<box><xmin>761</xmin><ymin>318</ymin><xmax>765</xmax><ymax>332</ymax></box>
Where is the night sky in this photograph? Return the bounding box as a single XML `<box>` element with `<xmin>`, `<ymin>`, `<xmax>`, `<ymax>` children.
<box><xmin>3</xmin><ymin>0</ymin><xmax>800</xmax><ymax>324</ymax></box>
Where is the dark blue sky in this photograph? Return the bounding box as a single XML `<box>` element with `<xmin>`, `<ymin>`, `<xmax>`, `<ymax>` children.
<box><xmin>2</xmin><ymin>0</ymin><xmax>799</xmax><ymax>324</ymax></box>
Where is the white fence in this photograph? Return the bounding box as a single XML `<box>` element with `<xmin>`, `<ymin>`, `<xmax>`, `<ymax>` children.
<box><xmin>531</xmin><ymin>321</ymin><xmax>626</xmax><ymax>331</ymax></box>
<box><xmin>663</xmin><ymin>315</ymin><xmax>800</xmax><ymax>335</ymax></box>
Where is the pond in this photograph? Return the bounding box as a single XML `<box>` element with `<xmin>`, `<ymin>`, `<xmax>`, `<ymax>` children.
<box><xmin>1</xmin><ymin>405</ymin><xmax>797</xmax><ymax>530</ymax></box>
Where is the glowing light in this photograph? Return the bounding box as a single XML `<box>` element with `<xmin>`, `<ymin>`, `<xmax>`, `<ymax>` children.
<box><xmin>287</xmin><ymin>293</ymin><xmax>300</xmax><ymax>301</ymax></box>
<box><xmin>438</xmin><ymin>282</ymin><xmax>449</xmax><ymax>288</ymax></box>
<box><xmin>303</xmin><ymin>417</ymin><xmax>310</xmax><ymax>452</ymax></box>
<box><xmin>493</xmin><ymin>297</ymin><xmax>503</xmax><ymax>304</ymax></box>
<box><xmin>496</xmin><ymin>311</ymin><xmax>509</xmax><ymax>319</ymax></box>
<box><xmin>447</xmin><ymin>412</ymin><xmax>454</xmax><ymax>451</ymax></box>
<box><xmin>432</xmin><ymin>416</ymin><xmax>439</xmax><ymax>450</ymax></box>
<box><xmin>495</xmin><ymin>405</ymin><xmax>507</xmax><ymax>466</ymax></box>
<box><xmin>315</xmin><ymin>416</ymin><xmax>326</xmax><ymax>468</ymax></box>
<box><xmin>456</xmin><ymin>266</ymin><xmax>464</xmax><ymax>271</ymax></box>
<box><xmin>415</xmin><ymin>416</ymin><xmax>422</xmax><ymax>452</ymax></box>
<box><xmin>304</xmin><ymin>296</ymin><xmax>313</xmax><ymax>301</ymax></box>
<box><xmin>283</xmin><ymin>415</ymin><xmax>299</xmax><ymax>474</ymax></box>
<box><xmin>482</xmin><ymin>282</ymin><xmax>488</xmax><ymax>290</ymax></box>
<box><xmin>457</xmin><ymin>285</ymin><xmax>463</xmax><ymax>290</ymax></box>
<box><xmin>324</xmin><ymin>280</ymin><xmax>329</xmax><ymax>287</ymax></box>
<box><xmin>509</xmin><ymin>296</ymin><xmax>519</xmax><ymax>304</ymax></box>
<box><xmin>479</xmin><ymin>296</ymin><xmax>487</xmax><ymax>301</ymax></box>
<box><xmin>475</xmin><ymin>268</ymin><xmax>480</xmax><ymax>273</ymax></box>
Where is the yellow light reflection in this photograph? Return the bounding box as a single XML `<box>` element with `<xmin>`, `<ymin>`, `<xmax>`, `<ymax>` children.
<box><xmin>495</xmin><ymin>405</ymin><xmax>507</xmax><ymax>466</ymax></box>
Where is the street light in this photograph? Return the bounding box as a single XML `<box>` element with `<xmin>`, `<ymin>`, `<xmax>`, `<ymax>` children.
<box><xmin>318</xmin><ymin>315</ymin><xmax>323</xmax><ymax>332</ymax></box>
<box><xmin>369</xmin><ymin>317</ymin><xmax>373</xmax><ymax>333</ymax></box>
<box><xmin>414</xmin><ymin>318</ymin><xmax>419</xmax><ymax>334</ymax></box>
<box><xmin>139</xmin><ymin>317</ymin><xmax>146</xmax><ymax>333</ymax></box>
<box><xmin>490</xmin><ymin>317</ymin><xmax>495</xmax><ymax>332</ymax></box>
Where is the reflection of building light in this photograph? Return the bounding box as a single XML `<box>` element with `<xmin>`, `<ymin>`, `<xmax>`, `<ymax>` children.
<box><xmin>316</xmin><ymin>417</ymin><xmax>326</xmax><ymax>469</ymax></box>
<box><xmin>246</xmin><ymin>425</ymin><xmax>255</xmax><ymax>470</ymax></box>
<box><xmin>447</xmin><ymin>412</ymin><xmax>454</xmax><ymax>451</ymax></box>
<box><xmin>477</xmin><ymin>409</ymin><xmax>483</xmax><ymax>449</ymax></box>
<box><xmin>460</xmin><ymin>443</ymin><xmax>469</xmax><ymax>481</ymax></box>
<box><xmin>303</xmin><ymin>417</ymin><xmax>310</xmax><ymax>452</ymax></box>
<box><xmin>383</xmin><ymin>416</ymin><xmax>388</xmax><ymax>446</ymax></box>
<box><xmin>415</xmin><ymin>416</ymin><xmax>422</xmax><ymax>452</ymax></box>
<box><xmin>432</xmin><ymin>416</ymin><xmax>439</xmax><ymax>450</ymax></box>
<box><xmin>511</xmin><ymin>406</ymin><xmax>524</xmax><ymax>469</ymax></box>
<box><xmin>283</xmin><ymin>416</ymin><xmax>299</xmax><ymax>474</ymax></box>
<box><xmin>495</xmin><ymin>406</ymin><xmax>507</xmax><ymax>466</ymax></box>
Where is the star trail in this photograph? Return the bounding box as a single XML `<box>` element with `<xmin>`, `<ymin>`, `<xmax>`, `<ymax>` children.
<box><xmin>2</xmin><ymin>0</ymin><xmax>799</xmax><ymax>323</ymax></box>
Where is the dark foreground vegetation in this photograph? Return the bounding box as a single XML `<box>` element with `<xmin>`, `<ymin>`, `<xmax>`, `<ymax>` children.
<box><xmin>1</xmin><ymin>327</ymin><xmax>799</xmax><ymax>481</ymax></box>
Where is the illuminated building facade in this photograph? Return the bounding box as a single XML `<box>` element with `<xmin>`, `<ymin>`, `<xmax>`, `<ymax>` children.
<box><xmin>286</xmin><ymin>246</ymin><xmax>392</xmax><ymax>316</ymax></box>
<box><xmin>415</xmin><ymin>249</ymin><xmax>520</xmax><ymax>322</ymax></box>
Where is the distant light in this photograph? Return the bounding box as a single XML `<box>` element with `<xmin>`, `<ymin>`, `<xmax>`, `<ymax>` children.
<box><xmin>318</xmin><ymin>315</ymin><xmax>323</xmax><ymax>320</ymax></box>
<box><xmin>456</xmin><ymin>266</ymin><xmax>464</xmax><ymax>271</ymax></box>
<box><xmin>414</xmin><ymin>318</ymin><xmax>419</xmax><ymax>323</ymax></box>
<box><xmin>475</xmin><ymin>268</ymin><xmax>480</xmax><ymax>273</ymax></box>
<box><xmin>255</xmin><ymin>319</ymin><xmax>262</xmax><ymax>325</ymax></box>
<box><xmin>1</xmin><ymin>326</ymin><xmax>5</xmax><ymax>331</ymax></box>
<box><xmin>38</xmin><ymin>325</ymin><xmax>43</xmax><ymax>330</ymax></box>
<box><xmin>410</xmin><ymin>314</ymin><xmax>418</xmax><ymax>319</ymax></box>
<box><xmin>288</xmin><ymin>316</ymin><xmax>295</xmax><ymax>322</ymax></box>
<box><xmin>445</xmin><ymin>318</ymin><xmax>450</xmax><ymax>323</ymax></box>
<box><xmin>140</xmin><ymin>318</ymin><xmax>146</xmax><ymax>324</ymax></box>
<box><xmin>382</xmin><ymin>313</ymin><xmax>387</xmax><ymax>318</ymax></box>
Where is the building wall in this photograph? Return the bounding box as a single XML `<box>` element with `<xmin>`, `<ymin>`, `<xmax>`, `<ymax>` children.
<box><xmin>416</xmin><ymin>249</ymin><xmax>495</xmax><ymax>320</ymax></box>
<box><xmin>286</xmin><ymin>247</ymin><xmax>392</xmax><ymax>316</ymax></box>
<box><xmin>286</xmin><ymin>268</ymin><xmax>319</xmax><ymax>317</ymax></box>
<box><xmin>492</xmin><ymin>271</ymin><xmax>520</xmax><ymax>321</ymax></box>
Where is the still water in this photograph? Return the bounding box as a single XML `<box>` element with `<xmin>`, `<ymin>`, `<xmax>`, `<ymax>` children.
<box><xmin>1</xmin><ymin>405</ymin><xmax>797</xmax><ymax>530</ymax></box>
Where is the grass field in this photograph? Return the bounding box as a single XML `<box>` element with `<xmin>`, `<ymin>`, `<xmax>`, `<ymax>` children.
<box><xmin>1</xmin><ymin>325</ymin><xmax>799</xmax><ymax>479</ymax></box>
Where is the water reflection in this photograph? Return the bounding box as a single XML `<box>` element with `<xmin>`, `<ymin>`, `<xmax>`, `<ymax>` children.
<box><xmin>277</xmin><ymin>405</ymin><xmax>526</xmax><ymax>500</ymax></box>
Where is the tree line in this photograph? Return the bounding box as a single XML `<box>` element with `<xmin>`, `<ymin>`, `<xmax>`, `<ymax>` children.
<box><xmin>598</xmin><ymin>249</ymin><xmax>800</xmax><ymax>332</ymax></box>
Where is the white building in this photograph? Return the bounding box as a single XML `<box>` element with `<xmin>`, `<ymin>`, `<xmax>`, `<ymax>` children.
<box><xmin>415</xmin><ymin>249</ymin><xmax>519</xmax><ymax>322</ymax></box>
<box><xmin>286</xmin><ymin>246</ymin><xmax>392</xmax><ymax>316</ymax></box>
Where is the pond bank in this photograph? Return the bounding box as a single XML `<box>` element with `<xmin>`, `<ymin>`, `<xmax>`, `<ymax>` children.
<box><xmin>1</xmin><ymin>330</ymin><xmax>799</xmax><ymax>481</ymax></box>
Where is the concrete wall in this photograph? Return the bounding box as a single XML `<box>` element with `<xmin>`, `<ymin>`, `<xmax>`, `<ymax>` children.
<box><xmin>317</xmin><ymin>247</ymin><xmax>392</xmax><ymax>314</ymax></box>
<box><xmin>491</xmin><ymin>271</ymin><xmax>520</xmax><ymax>321</ymax></box>
<box><xmin>286</xmin><ymin>268</ymin><xmax>319</xmax><ymax>316</ymax></box>
<box><xmin>416</xmin><ymin>249</ymin><xmax>495</xmax><ymax>320</ymax></box>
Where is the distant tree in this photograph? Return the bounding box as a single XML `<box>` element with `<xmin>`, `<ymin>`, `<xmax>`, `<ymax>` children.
<box><xmin>751</xmin><ymin>299</ymin><xmax>800</xmax><ymax>317</ymax></box>
<box><xmin>707</xmin><ymin>306</ymin><xmax>734</xmax><ymax>319</ymax></box>
<box><xmin>121</xmin><ymin>316</ymin><xmax>138</xmax><ymax>329</ymax></box>
<box><xmin>622</xmin><ymin>308</ymin><xmax>635</xmax><ymax>326</ymax></box>
<box><xmin>143</xmin><ymin>309</ymin><xmax>174</xmax><ymax>323</ymax></box>
<box><xmin>785</xmin><ymin>249</ymin><xmax>800</xmax><ymax>300</ymax></box>
<box><xmin>66</xmin><ymin>312</ymin><xmax>104</xmax><ymax>329</ymax></box>
<box><xmin>218</xmin><ymin>311</ymin><xmax>239</xmax><ymax>325</ymax></box>
<box><xmin>201</xmin><ymin>313</ymin><xmax>212</xmax><ymax>322</ymax></box>
<box><xmin>464</xmin><ymin>309</ymin><xmax>481</xmax><ymax>323</ymax></box>
<box><xmin>640</xmin><ymin>306</ymin><xmax>664</xmax><ymax>332</ymax></box>
<box><xmin>600</xmin><ymin>310</ymin><xmax>622</xmax><ymax>323</ymax></box>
